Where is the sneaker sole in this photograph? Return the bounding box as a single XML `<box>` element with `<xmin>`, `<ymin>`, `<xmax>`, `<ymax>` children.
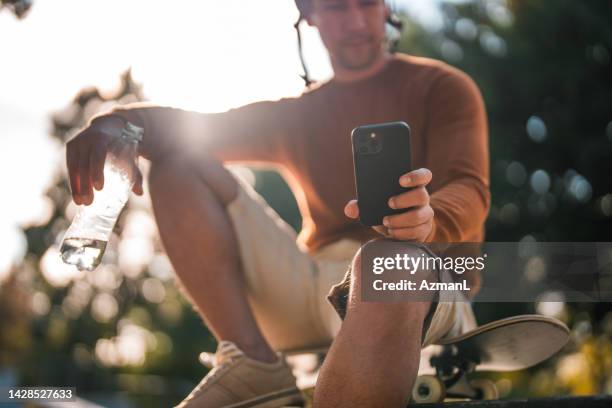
<box><xmin>224</xmin><ymin>387</ymin><xmax>303</xmax><ymax>408</ymax></box>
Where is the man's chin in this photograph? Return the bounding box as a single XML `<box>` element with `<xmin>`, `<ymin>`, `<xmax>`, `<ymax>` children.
<box><xmin>337</xmin><ymin>55</ymin><xmax>378</xmax><ymax>71</ymax></box>
<box><xmin>336</xmin><ymin>46</ymin><xmax>380</xmax><ymax>71</ymax></box>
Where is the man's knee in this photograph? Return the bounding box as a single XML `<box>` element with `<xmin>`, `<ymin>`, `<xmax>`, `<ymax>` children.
<box><xmin>148</xmin><ymin>154</ymin><xmax>238</xmax><ymax>205</ymax></box>
<box><xmin>347</xmin><ymin>239</ymin><xmax>433</xmax><ymax>318</ymax></box>
<box><xmin>350</xmin><ymin>239</ymin><xmax>434</xmax><ymax>280</ymax></box>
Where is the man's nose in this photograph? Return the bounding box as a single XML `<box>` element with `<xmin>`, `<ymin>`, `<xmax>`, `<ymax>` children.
<box><xmin>344</xmin><ymin>2</ymin><xmax>368</xmax><ymax>30</ymax></box>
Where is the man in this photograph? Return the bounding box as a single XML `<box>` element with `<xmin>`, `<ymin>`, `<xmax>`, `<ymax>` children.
<box><xmin>66</xmin><ymin>0</ymin><xmax>489</xmax><ymax>406</ymax></box>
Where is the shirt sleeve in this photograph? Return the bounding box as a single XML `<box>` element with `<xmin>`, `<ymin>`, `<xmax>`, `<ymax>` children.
<box><xmin>111</xmin><ymin>97</ymin><xmax>302</xmax><ymax>165</ymax></box>
<box><xmin>422</xmin><ymin>68</ymin><xmax>491</xmax><ymax>243</ymax></box>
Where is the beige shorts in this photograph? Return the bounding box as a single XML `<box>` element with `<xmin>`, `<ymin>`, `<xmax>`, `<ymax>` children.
<box><xmin>226</xmin><ymin>176</ymin><xmax>475</xmax><ymax>352</ymax></box>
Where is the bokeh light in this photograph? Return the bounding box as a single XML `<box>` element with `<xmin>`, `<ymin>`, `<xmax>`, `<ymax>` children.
<box><xmin>526</xmin><ymin>116</ymin><xmax>547</xmax><ymax>143</ymax></box>
<box><xmin>39</xmin><ymin>245</ymin><xmax>85</xmax><ymax>287</ymax></box>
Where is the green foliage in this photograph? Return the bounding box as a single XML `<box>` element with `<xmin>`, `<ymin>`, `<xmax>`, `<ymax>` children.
<box><xmin>0</xmin><ymin>0</ymin><xmax>31</xmax><ymax>18</ymax></box>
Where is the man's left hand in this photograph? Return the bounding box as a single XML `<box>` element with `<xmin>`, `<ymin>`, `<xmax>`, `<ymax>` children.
<box><xmin>344</xmin><ymin>168</ymin><xmax>435</xmax><ymax>242</ymax></box>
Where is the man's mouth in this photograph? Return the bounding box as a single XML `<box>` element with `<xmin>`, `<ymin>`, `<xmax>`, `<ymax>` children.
<box><xmin>340</xmin><ymin>36</ymin><xmax>374</xmax><ymax>47</ymax></box>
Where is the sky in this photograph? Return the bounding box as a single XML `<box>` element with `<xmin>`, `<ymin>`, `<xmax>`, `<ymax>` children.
<box><xmin>0</xmin><ymin>0</ymin><xmax>446</xmax><ymax>280</ymax></box>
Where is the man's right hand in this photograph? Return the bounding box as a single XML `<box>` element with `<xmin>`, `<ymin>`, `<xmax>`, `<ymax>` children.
<box><xmin>66</xmin><ymin>114</ymin><xmax>144</xmax><ymax>206</ymax></box>
<box><xmin>344</xmin><ymin>199</ymin><xmax>390</xmax><ymax>237</ymax></box>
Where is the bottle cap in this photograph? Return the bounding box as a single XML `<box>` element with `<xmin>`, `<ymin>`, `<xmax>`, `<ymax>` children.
<box><xmin>121</xmin><ymin>121</ymin><xmax>144</xmax><ymax>143</ymax></box>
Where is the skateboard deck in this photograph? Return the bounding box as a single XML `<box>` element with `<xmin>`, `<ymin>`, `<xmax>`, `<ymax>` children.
<box><xmin>412</xmin><ymin>314</ymin><xmax>570</xmax><ymax>402</ymax></box>
<box><xmin>428</xmin><ymin>314</ymin><xmax>569</xmax><ymax>371</ymax></box>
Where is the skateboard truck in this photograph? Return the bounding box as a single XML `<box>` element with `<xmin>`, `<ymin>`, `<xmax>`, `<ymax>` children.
<box><xmin>412</xmin><ymin>345</ymin><xmax>498</xmax><ymax>403</ymax></box>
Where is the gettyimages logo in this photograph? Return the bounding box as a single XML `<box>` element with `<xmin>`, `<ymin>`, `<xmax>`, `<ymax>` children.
<box><xmin>359</xmin><ymin>241</ymin><xmax>612</xmax><ymax>303</ymax></box>
<box><xmin>372</xmin><ymin>252</ymin><xmax>487</xmax><ymax>275</ymax></box>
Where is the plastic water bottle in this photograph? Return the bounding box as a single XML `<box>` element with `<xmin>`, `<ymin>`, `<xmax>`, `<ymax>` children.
<box><xmin>60</xmin><ymin>121</ymin><xmax>143</xmax><ymax>271</ymax></box>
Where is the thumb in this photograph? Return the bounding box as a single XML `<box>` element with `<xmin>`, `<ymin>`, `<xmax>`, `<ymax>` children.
<box><xmin>344</xmin><ymin>199</ymin><xmax>359</xmax><ymax>219</ymax></box>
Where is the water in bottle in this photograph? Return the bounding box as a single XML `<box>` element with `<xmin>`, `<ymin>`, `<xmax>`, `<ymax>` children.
<box><xmin>60</xmin><ymin>121</ymin><xmax>143</xmax><ymax>271</ymax></box>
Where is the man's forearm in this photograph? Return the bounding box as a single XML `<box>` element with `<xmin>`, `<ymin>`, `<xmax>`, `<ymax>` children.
<box><xmin>107</xmin><ymin>100</ymin><xmax>284</xmax><ymax>165</ymax></box>
<box><xmin>110</xmin><ymin>103</ymin><xmax>206</xmax><ymax>162</ymax></box>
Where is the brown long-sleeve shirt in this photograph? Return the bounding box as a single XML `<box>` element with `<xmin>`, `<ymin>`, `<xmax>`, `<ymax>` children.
<box><xmin>116</xmin><ymin>54</ymin><xmax>490</xmax><ymax>256</ymax></box>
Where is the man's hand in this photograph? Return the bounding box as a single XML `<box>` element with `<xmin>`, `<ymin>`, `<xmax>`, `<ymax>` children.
<box><xmin>344</xmin><ymin>168</ymin><xmax>435</xmax><ymax>242</ymax></box>
<box><xmin>66</xmin><ymin>114</ymin><xmax>144</xmax><ymax>206</ymax></box>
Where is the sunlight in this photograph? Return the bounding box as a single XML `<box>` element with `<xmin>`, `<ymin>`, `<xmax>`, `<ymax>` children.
<box><xmin>94</xmin><ymin>322</ymin><xmax>157</xmax><ymax>367</ymax></box>
<box><xmin>39</xmin><ymin>245</ymin><xmax>86</xmax><ymax>287</ymax></box>
<box><xmin>0</xmin><ymin>224</ymin><xmax>27</xmax><ymax>283</ymax></box>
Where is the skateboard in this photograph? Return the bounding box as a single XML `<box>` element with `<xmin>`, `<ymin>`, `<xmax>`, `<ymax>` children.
<box><xmin>412</xmin><ymin>314</ymin><xmax>570</xmax><ymax>403</ymax></box>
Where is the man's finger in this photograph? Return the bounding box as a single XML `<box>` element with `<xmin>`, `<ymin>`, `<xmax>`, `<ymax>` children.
<box><xmin>77</xmin><ymin>145</ymin><xmax>93</xmax><ymax>205</ymax></box>
<box><xmin>383</xmin><ymin>206</ymin><xmax>434</xmax><ymax>229</ymax></box>
<box><xmin>387</xmin><ymin>221</ymin><xmax>432</xmax><ymax>241</ymax></box>
<box><xmin>66</xmin><ymin>143</ymin><xmax>81</xmax><ymax>204</ymax></box>
<box><xmin>388</xmin><ymin>186</ymin><xmax>429</xmax><ymax>209</ymax></box>
<box><xmin>90</xmin><ymin>138</ymin><xmax>108</xmax><ymax>191</ymax></box>
<box><xmin>344</xmin><ymin>199</ymin><xmax>359</xmax><ymax>219</ymax></box>
<box><xmin>399</xmin><ymin>168</ymin><xmax>432</xmax><ymax>188</ymax></box>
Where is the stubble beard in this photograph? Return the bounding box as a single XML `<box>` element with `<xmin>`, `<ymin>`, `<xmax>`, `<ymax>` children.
<box><xmin>335</xmin><ymin>38</ymin><xmax>384</xmax><ymax>71</ymax></box>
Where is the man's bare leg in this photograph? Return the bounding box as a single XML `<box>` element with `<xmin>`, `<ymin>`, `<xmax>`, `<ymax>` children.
<box><xmin>313</xmin><ymin>246</ymin><xmax>433</xmax><ymax>407</ymax></box>
<box><xmin>148</xmin><ymin>154</ymin><xmax>276</xmax><ymax>363</ymax></box>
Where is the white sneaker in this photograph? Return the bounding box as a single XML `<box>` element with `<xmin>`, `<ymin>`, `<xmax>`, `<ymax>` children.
<box><xmin>175</xmin><ymin>341</ymin><xmax>303</xmax><ymax>408</ymax></box>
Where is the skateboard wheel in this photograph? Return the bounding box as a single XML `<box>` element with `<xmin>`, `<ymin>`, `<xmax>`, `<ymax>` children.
<box><xmin>412</xmin><ymin>375</ymin><xmax>445</xmax><ymax>403</ymax></box>
<box><xmin>470</xmin><ymin>378</ymin><xmax>499</xmax><ymax>400</ymax></box>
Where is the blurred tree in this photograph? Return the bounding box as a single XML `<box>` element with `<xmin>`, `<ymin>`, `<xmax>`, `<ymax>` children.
<box><xmin>0</xmin><ymin>276</ymin><xmax>31</xmax><ymax>367</ymax></box>
<box><xmin>0</xmin><ymin>0</ymin><xmax>31</xmax><ymax>18</ymax></box>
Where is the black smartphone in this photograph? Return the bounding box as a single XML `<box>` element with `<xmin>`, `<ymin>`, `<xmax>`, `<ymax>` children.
<box><xmin>351</xmin><ymin>121</ymin><xmax>412</xmax><ymax>226</ymax></box>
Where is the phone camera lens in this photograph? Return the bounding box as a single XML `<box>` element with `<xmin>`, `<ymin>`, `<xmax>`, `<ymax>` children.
<box><xmin>359</xmin><ymin>146</ymin><xmax>369</xmax><ymax>154</ymax></box>
<box><xmin>370</xmin><ymin>139</ymin><xmax>380</xmax><ymax>148</ymax></box>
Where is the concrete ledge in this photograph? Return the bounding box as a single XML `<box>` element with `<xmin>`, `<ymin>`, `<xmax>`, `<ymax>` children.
<box><xmin>411</xmin><ymin>396</ymin><xmax>612</xmax><ymax>408</ymax></box>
